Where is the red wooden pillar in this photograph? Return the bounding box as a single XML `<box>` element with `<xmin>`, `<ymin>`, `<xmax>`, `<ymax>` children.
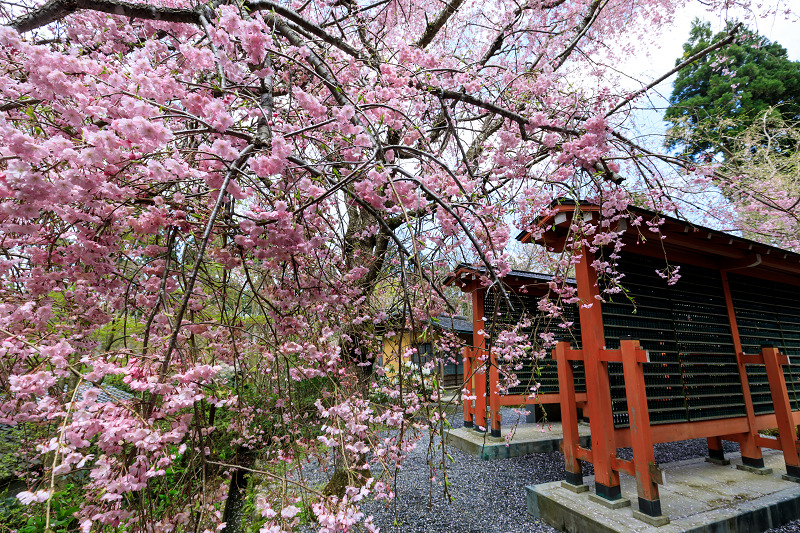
<box><xmin>762</xmin><ymin>346</ymin><xmax>800</xmax><ymax>479</ymax></box>
<box><xmin>575</xmin><ymin>246</ymin><xmax>621</xmax><ymax>500</ymax></box>
<box><xmin>556</xmin><ymin>341</ymin><xmax>583</xmax><ymax>486</ymax></box>
<box><xmin>463</xmin><ymin>346</ymin><xmax>473</xmax><ymax>428</ymax></box>
<box><xmin>489</xmin><ymin>349</ymin><xmax>501</xmax><ymax>437</ymax></box>
<box><xmin>620</xmin><ymin>339</ymin><xmax>663</xmax><ymax>517</ymax></box>
<box><xmin>472</xmin><ymin>288</ymin><xmax>487</xmax><ymax>432</ymax></box>
<box><xmin>474</xmin><ymin>351</ymin><xmax>487</xmax><ymax>431</ymax></box>
<box><xmin>721</xmin><ymin>271</ymin><xmax>764</xmax><ymax>468</ymax></box>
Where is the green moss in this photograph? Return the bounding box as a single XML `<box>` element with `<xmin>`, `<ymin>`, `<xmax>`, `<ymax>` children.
<box><xmin>0</xmin><ymin>426</ymin><xmax>23</xmax><ymax>482</ymax></box>
<box><xmin>322</xmin><ymin>465</ymin><xmax>370</xmax><ymax>498</ymax></box>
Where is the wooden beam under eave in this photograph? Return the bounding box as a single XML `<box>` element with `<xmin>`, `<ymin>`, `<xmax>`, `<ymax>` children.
<box><xmin>478</xmin><ymin>282</ymin><xmax>555</xmax><ymax>299</ymax></box>
<box><xmin>618</xmin><ymin>237</ymin><xmax>800</xmax><ymax>284</ymax></box>
<box><xmin>524</xmin><ymin>204</ymin><xmax>602</xmax><ymax>242</ymax></box>
<box><xmin>716</xmin><ymin>264</ymin><xmax>800</xmax><ymax>288</ymax></box>
<box><xmin>617</xmin><ymin>237</ymin><xmax>724</xmax><ymax>270</ymax></box>
<box><xmin>631</xmin><ymin>230</ymin><xmax>752</xmax><ymax>259</ymax></box>
<box><xmin>753</xmin><ymin>256</ymin><xmax>800</xmax><ymax>278</ymax></box>
<box><xmin>458</xmin><ymin>278</ymin><xmax>482</xmax><ymax>294</ymax></box>
<box><xmin>442</xmin><ymin>267</ymin><xmax>478</xmax><ymax>290</ymax></box>
<box><xmin>719</xmin><ymin>254</ymin><xmax>762</xmax><ymax>270</ymax></box>
<box><xmin>524</xmin><ymin>226</ymin><xmax>571</xmax><ymax>251</ymax></box>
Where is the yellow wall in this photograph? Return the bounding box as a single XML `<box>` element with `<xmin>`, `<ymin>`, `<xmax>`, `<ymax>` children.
<box><xmin>380</xmin><ymin>330</ymin><xmax>428</xmax><ymax>373</ymax></box>
<box><xmin>380</xmin><ymin>329</ymin><xmax>470</xmax><ymax>389</ymax></box>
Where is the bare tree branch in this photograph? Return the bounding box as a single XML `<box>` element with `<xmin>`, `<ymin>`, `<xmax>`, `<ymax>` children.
<box><xmin>11</xmin><ymin>0</ymin><xmax>200</xmax><ymax>32</ymax></box>
<box><xmin>419</xmin><ymin>82</ymin><xmax>529</xmax><ymax>133</ymax></box>
<box><xmin>153</xmin><ymin>144</ymin><xmax>256</xmax><ymax>402</ymax></box>
<box><xmin>413</xmin><ymin>0</ymin><xmax>465</xmax><ymax>49</ymax></box>
<box><xmin>10</xmin><ymin>0</ymin><xmax>368</xmax><ymax>64</ymax></box>
<box><xmin>477</xmin><ymin>4</ymin><xmax>526</xmax><ymax>67</ymax></box>
<box><xmin>248</xmin><ymin>0</ymin><xmax>366</xmax><ymax>60</ymax></box>
<box><xmin>0</xmin><ymin>98</ymin><xmax>42</xmax><ymax>111</ymax></box>
<box><xmin>465</xmin><ymin>116</ymin><xmax>503</xmax><ymax>163</ymax></box>
<box><xmin>552</xmin><ymin>0</ymin><xmax>607</xmax><ymax>71</ymax></box>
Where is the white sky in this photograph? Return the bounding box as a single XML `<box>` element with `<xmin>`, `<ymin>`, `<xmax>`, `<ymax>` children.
<box><xmin>644</xmin><ymin>2</ymin><xmax>800</xmax><ymax>78</ymax></box>
<box><xmin>620</xmin><ymin>1</ymin><xmax>800</xmax><ymax>135</ymax></box>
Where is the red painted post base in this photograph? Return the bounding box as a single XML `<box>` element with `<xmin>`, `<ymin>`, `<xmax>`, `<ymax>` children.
<box><xmin>706</xmin><ymin>436</ymin><xmax>729</xmax><ymax>465</ymax></box>
<box><xmin>637</xmin><ymin>497</ymin><xmax>662</xmax><ymax>518</ymax></box>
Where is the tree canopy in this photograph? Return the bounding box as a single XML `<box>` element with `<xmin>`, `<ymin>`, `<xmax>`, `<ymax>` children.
<box><xmin>664</xmin><ymin>19</ymin><xmax>800</xmax><ymax>161</ymax></box>
<box><xmin>0</xmin><ymin>1</ymin><xmax>797</xmax><ymax>532</ymax></box>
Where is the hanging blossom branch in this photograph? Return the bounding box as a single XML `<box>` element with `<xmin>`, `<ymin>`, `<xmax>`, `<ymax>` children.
<box><xmin>390</xmin><ymin>164</ymin><xmax>516</xmax><ymax>311</ymax></box>
<box><xmin>286</xmin><ymin>154</ymin><xmax>455</xmax><ymax>310</ymax></box>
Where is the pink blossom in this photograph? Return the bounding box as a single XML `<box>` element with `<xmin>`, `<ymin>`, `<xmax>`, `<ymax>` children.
<box><xmin>280</xmin><ymin>505</ymin><xmax>301</xmax><ymax>519</ymax></box>
<box><xmin>17</xmin><ymin>490</ymin><xmax>50</xmax><ymax>504</ymax></box>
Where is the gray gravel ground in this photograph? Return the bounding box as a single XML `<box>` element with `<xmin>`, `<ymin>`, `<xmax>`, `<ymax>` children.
<box><xmin>360</xmin><ymin>407</ymin><xmax>800</xmax><ymax>533</ymax></box>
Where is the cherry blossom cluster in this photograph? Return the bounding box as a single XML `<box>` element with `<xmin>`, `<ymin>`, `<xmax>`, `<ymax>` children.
<box><xmin>0</xmin><ymin>0</ymin><xmax>794</xmax><ymax>530</ymax></box>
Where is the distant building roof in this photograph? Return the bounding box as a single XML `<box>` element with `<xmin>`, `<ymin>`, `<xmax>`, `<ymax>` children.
<box><xmin>78</xmin><ymin>383</ymin><xmax>133</xmax><ymax>403</ymax></box>
<box><xmin>1</xmin><ymin>384</ymin><xmax>133</xmax><ymax>437</ymax></box>
<box><xmin>431</xmin><ymin>315</ymin><xmax>473</xmax><ymax>334</ymax></box>
<box><xmin>444</xmin><ymin>263</ymin><xmax>575</xmax><ymax>290</ymax></box>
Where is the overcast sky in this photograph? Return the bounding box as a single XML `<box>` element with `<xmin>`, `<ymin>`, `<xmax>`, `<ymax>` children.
<box><xmin>621</xmin><ymin>2</ymin><xmax>800</xmax><ymax>135</ymax></box>
<box><xmin>651</xmin><ymin>2</ymin><xmax>800</xmax><ymax>74</ymax></box>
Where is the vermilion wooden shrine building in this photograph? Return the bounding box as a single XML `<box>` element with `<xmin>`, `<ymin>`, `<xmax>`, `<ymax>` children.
<box><xmin>446</xmin><ymin>199</ymin><xmax>800</xmax><ymax>522</ymax></box>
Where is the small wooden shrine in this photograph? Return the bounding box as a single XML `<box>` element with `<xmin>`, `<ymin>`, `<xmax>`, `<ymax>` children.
<box><xmin>447</xmin><ymin>199</ymin><xmax>800</xmax><ymax>521</ymax></box>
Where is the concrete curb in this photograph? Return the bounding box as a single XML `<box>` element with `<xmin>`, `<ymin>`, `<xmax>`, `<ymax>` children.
<box><xmin>527</xmin><ymin>450</ymin><xmax>800</xmax><ymax>533</ymax></box>
<box><xmin>444</xmin><ymin>423</ymin><xmax>591</xmax><ymax>460</ymax></box>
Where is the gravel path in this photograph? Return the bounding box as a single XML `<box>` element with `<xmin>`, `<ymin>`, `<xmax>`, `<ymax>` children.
<box><xmin>359</xmin><ymin>407</ymin><xmax>800</xmax><ymax>533</ymax></box>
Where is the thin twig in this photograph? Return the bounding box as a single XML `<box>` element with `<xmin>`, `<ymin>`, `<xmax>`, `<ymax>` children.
<box><xmin>606</xmin><ymin>22</ymin><xmax>742</xmax><ymax>117</ymax></box>
<box><xmin>151</xmin><ymin>144</ymin><xmax>256</xmax><ymax>410</ymax></box>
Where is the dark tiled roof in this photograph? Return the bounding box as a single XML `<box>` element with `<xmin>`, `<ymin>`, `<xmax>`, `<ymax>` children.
<box><xmin>76</xmin><ymin>383</ymin><xmax>133</xmax><ymax>403</ymax></box>
<box><xmin>449</xmin><ymin>263</ymin><xmax>575</xmax><ymax>285</ymax></box>
<box><xmin>0</xmin><ymin>385</ymin><xmax>133</xmax><ymax>438</ymax></box>
<box><xmin>431</xmin><ymin>315</ymin><xmax>473</xmax><ymax>334</ymax></box>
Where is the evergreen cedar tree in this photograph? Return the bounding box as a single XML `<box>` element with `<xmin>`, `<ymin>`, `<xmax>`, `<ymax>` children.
<box><xmin>665</xmin><ymin>19</ymin><xmax>800</xmax><ymax>162</ymax></box>
<box><xmin>0</xmin><ymin>0</ymin><xmax>796</xmax><ymax>531</ymax></box>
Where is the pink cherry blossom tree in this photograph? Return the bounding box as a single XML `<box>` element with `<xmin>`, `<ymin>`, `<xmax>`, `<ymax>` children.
<box><xmin>0</xmin><ymin>0</ymin><xmax>795</xmax><ymax>531</ymax></box>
